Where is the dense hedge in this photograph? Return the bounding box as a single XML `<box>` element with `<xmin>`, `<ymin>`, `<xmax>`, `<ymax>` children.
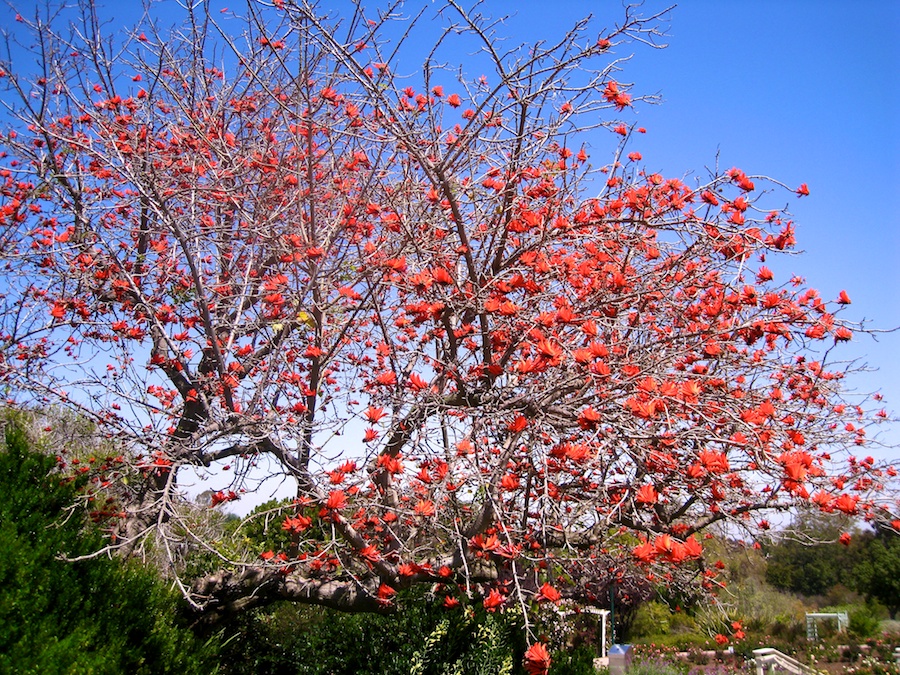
<box><xmin>210</xmin><ymin>587</ymin><xmax>526</xmax><ymax>675</ymax></box>
<box><xmin>0</xmin><ymin>424</ymin><xmax>218</xmax><ymax>674</ymax></box>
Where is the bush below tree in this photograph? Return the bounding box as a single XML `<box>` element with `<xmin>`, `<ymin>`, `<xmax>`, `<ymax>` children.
<box><xmin>0</xmin><ymin>423</ymin><xmax>218</xmax><ymax>674</ymax></box>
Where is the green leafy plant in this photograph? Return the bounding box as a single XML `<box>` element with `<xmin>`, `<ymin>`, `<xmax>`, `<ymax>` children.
<box><xmin>0</xmin><ymin>423</ymin><xmax>218</xmax><ymax>674</ymax></box>
<box><xmin>548</xmin><ymin>645</ymin><xmax>598</xmax><ymax>675</ymax></box>
<box><xmin>213</xmin><ymin>590</ymin><xmax>527</xmax><ymax>675</ymax></box>
<box><xmin>628</xmin><ymin>657</ymin><xmax>690</xmax><ymax>675</ymax></box>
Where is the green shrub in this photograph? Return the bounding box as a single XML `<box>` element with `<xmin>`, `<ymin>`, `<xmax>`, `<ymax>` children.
<box><xmin>214</xmin><ymin>590</ymin><xmax>528</xmax><ymax>675</ymax></box>
<box><xmin>629</xmin><ymin>602</ymin><xmax>672</xmax><ymax>638</ymax></box>
<box><xmin>549</xmin><ymin>645</ymin><xmax>597</xmax><ymax>675</ymax></box>
<box><xmin>628</xmin><ymin>657</ymin><xmax>689</xmax><ymax>675</ymax></box>
<box><xmin>849</xmin><ymin>606</ymin><xmax>881</xmax><ymax>639</ymax></box>
<box><xmin>631</xmin><ymin>632</ymin><xmax>713</xmax><ymax>651</ymax></box>
<box><xmin>0</xmin><ymin>424</ymin><xmax>217</xmax><ymax>674</ymax></box>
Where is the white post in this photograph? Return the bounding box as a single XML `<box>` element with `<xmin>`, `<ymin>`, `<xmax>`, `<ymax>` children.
<box><xmin>601</xmin><ymin>612</ymin><xmax>607</xmax><ymax>658</ymax></box>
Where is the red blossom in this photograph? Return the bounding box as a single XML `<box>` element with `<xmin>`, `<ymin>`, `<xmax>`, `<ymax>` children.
<box><xmin>524</xmin><ymin>643</ymin><xmax>552</xmax><ymax>675</ymax></box>
<box><xmin>536</xmin><ymin>582</ymin><xmax>562</xmax><ymax>603</ymax></box>
<box><xmin>483</xmin><ymin>589</ymin><xmax>506</xmax><ymax>611</ymax></box>
<box><xmin>325</xmin><ymin>490</ymin><xmax>347</xmax><ymax>510</ymax></box>
<box><xmin>635</xmin><ymin>484</ymin><xmax>658</xmax><ymax>505</ymax></box>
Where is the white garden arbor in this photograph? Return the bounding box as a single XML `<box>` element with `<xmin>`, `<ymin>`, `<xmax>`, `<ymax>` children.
<box><xmin>805</xmin><ymin>612</ymin><xmax>848</xmax><ymax>641</ymax></box>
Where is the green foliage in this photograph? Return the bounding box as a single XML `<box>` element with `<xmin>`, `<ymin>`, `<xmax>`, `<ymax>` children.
<box><xmin>0</xmin><ymin>424</ymin><xmax>217</xmax><ymax>674</ymax></box>
<box><xmin>766</xmin><ymin>612</ymin><xmax>808</xmax><ymax>643</ymax></box>
<box><xmin>178</xmin><ymin>498</ymin><xmax>327</xmax><ymax>580</ymax></box>
<box><xmin>410</xmin><ymin>611</ymin><xmax>519</xmax><ymax>675</ymax></box>
<box><xmin>631</xmin><ymin>632</ymin><xmax>713</xmax><ymax>651</ymax></box>
<box><xmin>227</xmin><ymin>498</ymin><xmax>301</xmax><ymax>552</ymax></box>
<box><xmin>548</xmin><ymin>645</ymin><xmax>597</xmax><ymax>675</ymax></box>
<box><xmin>814</xmin><ymin>603</ymin><xmax>883</xmax><ymax>640</ymax></box>
<box><xmin>203</xmin><ymin>499</ymin><xmax>532</xmax><ymax>674</ymax></box>
<box><xmin>853</xmin><ymin>532</ymin><xmax>900</xmax><ymax>619</ymax></box>
<box><xmin>629</xmin><ymin>602</ymin><xmax>673</xmax><ymax>638</ymax></box>
<box><xmin>628</xmin><ymin>658</ymin><xmax>689</xmax><ymax>675</ymax></box>
<box><xmin>848</xmin><ymin>606</ymin><xmax>881</xmax><ymax>639</ymax></box>
<box><xmin>762</xmin><ymin>511</ymin><xmax>867</xmax><ymax>598</ymax></box>
<box><xmin>215</xmin><ymin>589</ymin><xmax>527</xmax><ymax>675</ymax></box>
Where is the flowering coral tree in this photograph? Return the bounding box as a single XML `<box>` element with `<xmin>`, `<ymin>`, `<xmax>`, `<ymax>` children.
<box><xmin>0</xmin><ymin>1</ymin><xmax>896</xmax><ymax>669</ymax></box>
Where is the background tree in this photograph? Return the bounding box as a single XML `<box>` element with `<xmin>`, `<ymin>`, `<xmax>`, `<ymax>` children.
<box><xmin>0</xmin><ymin>1</ymin><xmax>897</xmax><ymax>668</ymax></box>
<box><xmin>762</xmin><ymin>510</ymin><xmax>867</xmax><ymax>598</ymax></box>
<box><xmin>762</xmin><ymin>509</ymin><xmax>900</xmax><ymax>620</ymax></box>
<box><xmin>852</xmin><ymin>522</ymin><xmax>900</xmax><ymax>620</ymax></box>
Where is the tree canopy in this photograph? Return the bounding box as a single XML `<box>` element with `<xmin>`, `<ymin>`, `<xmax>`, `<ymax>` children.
<box><xmin>850</xmin><ymin>522</ymin><xmax>900</xmax><ymax>620</ymax></box>
<box><xmin>0</xmin><ymin>2</ymin><xmax>897</xmax><ymax>670</ymax></box>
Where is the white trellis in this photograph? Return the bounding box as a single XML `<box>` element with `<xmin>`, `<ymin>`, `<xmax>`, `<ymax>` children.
<box><xmin>805</xmin><ymin>612</ymin><xmax>848</xmax><ymax>641</ymax></box>
<box><xmin>554</xmin><ymin>606</ymin><xmax>611</xmax><ymax>657</ymax></box>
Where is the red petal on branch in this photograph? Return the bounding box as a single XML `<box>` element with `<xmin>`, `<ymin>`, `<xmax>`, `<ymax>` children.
<box><xmin>375</xmin><ymin>370</ymin><xmax>397</xmax><ymax>386</ymax></box>
<box><xmin>524</xmin><ymin>642</ymin><xmax>552</xmax><ymax>675</ymax></box>
<box><xmin>834</xmin><ymin>493</ymin><xmax>858</xmax><ymax>514</ymax></box>
<box><xmin>577</xmin><ymin>406</ymin><xmax>602</xmax><ymax>430</ymax></box>
<box><xmin>325</xmin><ymin>490</ymin><xmax>347</xmax><ymax>510</ymax></box>
<box><xmin>635</xmin><ymin>484</ymin><xmax>658</xmax><ymax>505</ymax></box>
<box><xmin>359</xmin><ymin>545</ymin><xmax>380</xmax><ymax>562</ymax></box>
<box><xmin>377</xmin><ymin>584</ymin><xmax>396</xmax><ymax>601</ymax></box>
<box><xmin>633</xmin><ymin>541</ymin><xmax>655</xmax><ymax>563</ymax></box>
<box><xmin>407</xmin><ymin>372</ymin><xmax>429</xmax><ymax>391</ymax></box>
<box><xmin>833</xmin><ymin>326</ymin><xmax>852</xmax><ymax>342</ymax></box>
<box><xmin>536</xmin><ymin>582</ymin><xmax>561</xmax><ymax>603</ymax></box>
<box><xmin>507</xmin><ymin>415</ymin><xmax>529</xmax><ymax>433</ymax></box>
<box><xmin>701</xmin><ymin>190</ymin><xmax>719</xmax><ymax>206</ymax></box>
<box><xmin>500</xmin><ymin>473</ymin><xmax>520</xmax><ymax>491</ymax></box>
<box><xmin>683</xmin><ymin>536</ymin><xmax>703</xmax><ymax>558</ymax></box>
<box><xmin>483</xmin><ymin>589</ymin><xmax>506</xmax><ymax>611</ymax></box>
<box><xmin>431</xmin><ymin>266</ymin><xmax>454</xmax><ymax>284</ymax></box>
<box><xmin>654</xmin><ymin>534</ymin><xmax>674</xmax><ymax>555</ymax></box>
<box><xmin>414</xmin><ymin>500</ymin><xmax>435</xmax><ymax>517</ymax></box>
<box><xmin>699</xmin><ymin>450</ymin><xmax>729</xmax><ymax>474</ymax></box>
<box><xmin>364</xmin><ymin>406</ymin><xmax>386</xmax><ymax>423</ymax></box>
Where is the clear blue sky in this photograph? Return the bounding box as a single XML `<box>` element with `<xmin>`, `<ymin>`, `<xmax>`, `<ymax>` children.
<box><xmin>495</xmin><ymin>0</ymin><xmax>900</xmax><ymax>452</ymax></box>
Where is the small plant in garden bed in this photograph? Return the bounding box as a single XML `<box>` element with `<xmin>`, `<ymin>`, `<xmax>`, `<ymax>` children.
<box><xmin>687</xmin><ymin>649</ymin><xmax>711</xmax><ymax>666</ymax></box>
<box><xmin>844</xmin><ymin>657</ymin><xmax>900</xmax><ymax>675</ymax></box>
<box><xmin>629</xmin><ymin>658</ymin><xmax>691</xmax><ymax>675</ymax></box>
